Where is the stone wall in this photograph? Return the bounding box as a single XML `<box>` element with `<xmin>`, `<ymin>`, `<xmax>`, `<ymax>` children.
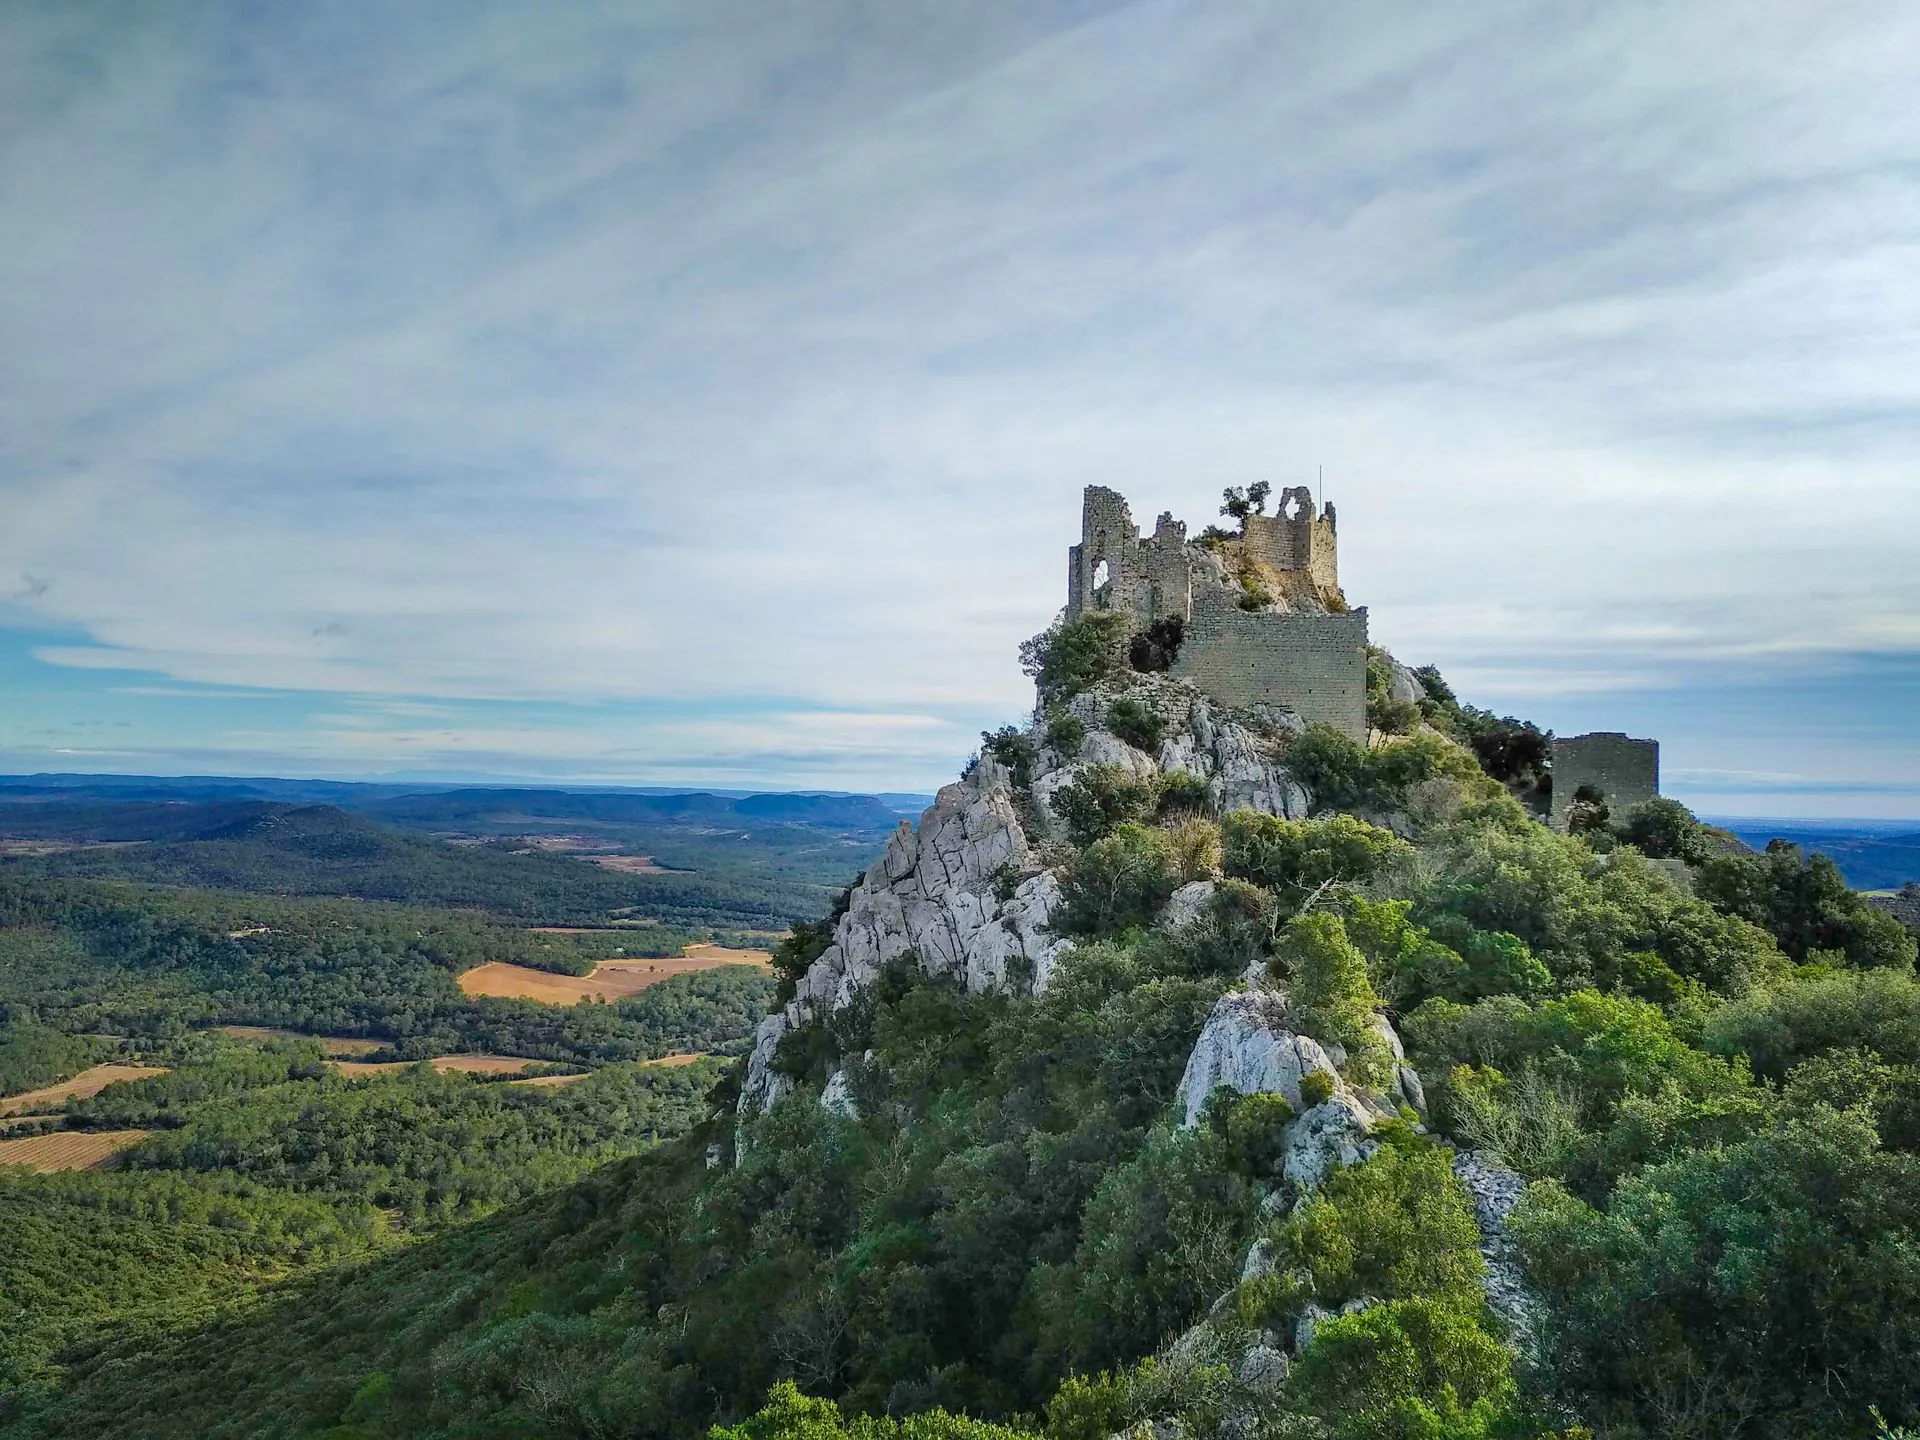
<box><xmin>1172</xmin><ymin>586</ymin><xmax>1369</xmax><ymax>739</ymax></box>
<box><xmin>1242</xmin><ymin>486</ymin><xmax>1338</xmax><ymax>596</ymax></box>
<box><xmin>1549</xmin><ymin>732</ymin><xmax>1659</xmax><ymax>830</ymax></box>
<box><xmin>1068</xmin><ymin>487</ymin><xmax>1195</xmax><ymax>624</ymax></box>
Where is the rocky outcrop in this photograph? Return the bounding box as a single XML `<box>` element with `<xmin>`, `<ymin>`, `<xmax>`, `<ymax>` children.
<box><xmin>1160</xmin><ymin>879</ymin><xmax>1217</xmax><ymax>932</ymax></box>
<box><xmin>1280</xmin><ymin>1094</ymin><xmax>1380</xmax><ymax>1190</ymax></box>
<box><xmin>1176</xmin><ymin>990</ymin><xmax>1343</xmax><ymax>1125</ymax></box>
<box><xmin>1174</xmin><ymin>988</ymin><xmax>1428</xmax><ymax>1192</ymax></box>
<box><xmin>738</xmin><ymin>755</ymin><xmax>1068</xmax><ymax>1121</ymax></box>
<box><xmin>1029</xmin><ymin>682</ymin><xmax>1309</xmax><ymax>843</ymax></box>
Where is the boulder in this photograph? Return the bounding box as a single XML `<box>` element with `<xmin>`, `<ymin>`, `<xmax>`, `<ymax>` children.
<box><xmin>1281</xmin><ymin>1093</ymin><xmax>1380</xmax><ymax>1190</ymax></box>
<box><xmin>1160</xmin><ymin>879</ymin><xmax>1218</xmax><ymax>932</ymax></box>
<box><xmin>1176</xmin><ymin>991</ymin><xmax>1343</xmax><ymax>1126</ymax></box>
<box><xmin>1235</xmin><ymin>1344</ymin><xmax>1290</xmax><ymax>1392</ymax></box>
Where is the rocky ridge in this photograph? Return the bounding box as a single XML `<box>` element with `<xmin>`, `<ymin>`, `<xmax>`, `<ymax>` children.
<box><xmin>738</xmin><ymin>676</ymin><xmax>1307</xmax><ymax>1116</ymax></box>
<box><xmin>736</xmin><ymin>665</ymin><xmax>1534</xmax><ymax>1406</ymax></box>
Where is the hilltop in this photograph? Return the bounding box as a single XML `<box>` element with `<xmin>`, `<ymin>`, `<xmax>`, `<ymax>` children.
<box><xmin>4</xmin><ymin>494</ymin><xmax>1918</xmax><ymax>1440</ymax></box>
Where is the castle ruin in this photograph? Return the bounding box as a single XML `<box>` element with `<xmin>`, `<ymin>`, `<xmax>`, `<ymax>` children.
<box><xmin>1548</xmin><ymin>732</ymin><xmax>1659</xmax><ymax>831</ymax></box>
<box><xmin>1066</xmin><ymin>485</ymin><xmax>1369</xmax><ymax>740</ymax></box>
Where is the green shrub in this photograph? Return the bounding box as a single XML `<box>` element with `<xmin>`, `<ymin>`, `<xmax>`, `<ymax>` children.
<box><xmin>1287</xmin><ymin>1297</ymin><xmax>1517</xmax><ymax>1440</ymax></box>
<box><xmin>1696</xmin><ymin>841</ymin><xmax>1917</xmax><ymax>969</ymax></box>
<box><xmin>712</xmin><ymin>1380</ymin><xmax>1041</xmax><ymax>1440</ymax></box>
<box><xmin>1047</xmin><ymin>1124</ymin><xmax>1257</xmax><ymax>1373</ymax></box>
<box><xmin>1612</xmin><ymin>796</ymin><xmax>1706</xmax><ymax>862</ymax></box>
<box><xmin>1512</xmin><ymin>1112</ymin><xmax>1920</xmax><ymax>1440</ymax></box>
<box><xmin>1203</xmin><ymin>1087</ymin><xmax>1296</xmax><ymax>1178</ymax></box>
<box><xmin>1260</xmin><ymin>1144</ymin><xmax>1486</xmax><ymax>1320</ymax></box>
<box><xmin>1299</xmin><ymin>1070</ymin><xmax>1336</xmax><ymax>1108</ymax></box>
<box><xmin>1443</xmin><ymin>1064</ymin><xmax>1585</xmax><ymax>1178</ymax></box>
<box><xmin>1022</xmin><ymin>612</ymin><xmax>1132</xmax><ymax>704</ymax></box>
<box><xmin>1056</xmin><ymin>824</ymin><xmax>1182</xmax><ymax>937</ymax></box>
<box><xmin>1703</xmin><ymin>967</ymin><xmax>1920</xmax><ymax>1080</ymax></box>
<box><xmin>1222</xmin><ymin>811</ymin><xmax>1410</xmax><ymax>910</ymax></box>
<box><xmin>979</xmin><ymin>726</ymin><xmax>1040</xmax><ymax>788</ymax></box>
<box><xmin>1043</xmin><ymin>710</ymin><xmax>1086</xmax><ymax>758</ymax></box>
<box><xmin>1106</xmin><ymin>698</ymin><xmax>1166</xmax><ymax>754</ymax></box>
<box><xmin>1365</xmin><ymin>651</ymin><xmax>1420</xmax><ymax>737</ymax></box>
<box><xmin>1163</xmin><ymin>817</ymin><xmax>1222</xmax><ymax>881</ymax></box>
<box><xmin>1152</xmin><ymin>876</ymin><xmax>1270</xmax><ymax>979</ymax></box>
<box><xmin>1342</xmin><ymin>897</ymin><xmax>1468</xmax><ymax>1008</ymax></box>
<box><xmin>1275</xmin><ymin>913</ymin><xmax>1389</xmax><ymax>1085</ymax></box>
<box><xmin>1282</xmin><ymin>725</ymin><xmax>1486</xmax><ymax>818</ymax></box>
<box><xmin>1051</xmin><ymin>763</ymin><xmax>1162</xmax><ymax>846</ymax></box>
<box><xmin>1155</xmin><ymin>769</ymin><xmax>1213</xmax><ymax>819</ymax></box>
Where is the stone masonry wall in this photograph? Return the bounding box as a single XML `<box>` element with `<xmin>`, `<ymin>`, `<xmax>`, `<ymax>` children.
<box><xmin>1242</xmin><ymin>487</ymin><xmax>1339</xmax><ymax>597</ymax></box>
<box><xmin>1549</xmin><ymin>731</ymin><xmax>1659</xmax><ymax>830</ymax></box>
<box><xmin>1172</xmin><ymin>586</ymin><xmax>1369</xmax><ymax>740</ymax></box>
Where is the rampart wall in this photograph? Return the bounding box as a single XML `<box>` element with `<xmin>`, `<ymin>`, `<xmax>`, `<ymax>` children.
<box><xmin>1172</xmin><ymin>587</ymin><xmax>1369</xmax><ymax>739</ymax></box>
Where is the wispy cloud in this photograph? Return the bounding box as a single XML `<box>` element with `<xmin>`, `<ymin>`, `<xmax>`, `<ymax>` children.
<box><xmin>1</xmin><ymin>2</ymin><xmax>1918</xmax><ymax>797</ymax></box>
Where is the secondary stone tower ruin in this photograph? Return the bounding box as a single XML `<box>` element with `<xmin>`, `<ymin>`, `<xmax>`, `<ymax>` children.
<box><xmin>1066</xmin><ymin>485</ymin><xmax>1369</xmax><ymax>740</ymax></box>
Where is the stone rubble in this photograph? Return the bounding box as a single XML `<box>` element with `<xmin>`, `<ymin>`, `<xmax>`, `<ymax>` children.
<box><xmin>1452</xmin><ymin>1148</ymin><xmax>1538</xmax><ymax>1353</ymax></box>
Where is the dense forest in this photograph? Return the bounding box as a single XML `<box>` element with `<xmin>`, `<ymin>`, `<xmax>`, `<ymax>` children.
<box><xmin>0</xmin><ymin>801</ymin><xmax>847</xmax><ymax>929</ymax></box>
<box><xmin>0</xmin><ymin>878</ymin><xmax>775</xmax><ymax>1063</ymax></box>
<box><xmin>6</xmin><ymin>622</ymin><xmax>1916</xmax><ymax>1439</ymax></box>
<box><xmin>0</xmin><ymin>1042</ymin><xmax>724</xmax><ymax>1394</ymax></box>
<box><xmin>0</xmin><ymin>869</ymin><xmax>773</xmax><ymax>1405</ymax></box>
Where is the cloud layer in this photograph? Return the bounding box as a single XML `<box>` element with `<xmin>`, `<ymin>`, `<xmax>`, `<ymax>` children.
<box><xmin>3</xmin><ymin>1</ymin><xmax>1918</xmax><ymax>804</ymax></box>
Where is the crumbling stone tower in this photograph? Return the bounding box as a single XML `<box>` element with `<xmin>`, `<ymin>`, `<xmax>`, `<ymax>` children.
<box><xmin>1549</xmin><ymin>732</ymin><xmax>1659</xmax><ymax>831</ymax></box>
<box><xmin>1066</xmin><ymin>485</ymin><xmax>1369</xmax><ymax>740</ymax></box>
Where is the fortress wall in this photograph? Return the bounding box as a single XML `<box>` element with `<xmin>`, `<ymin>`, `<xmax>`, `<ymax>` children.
<box><xmin>1172</xmin><ymin>592</ymin><xmax>1369</xmax><ymax>740</ymax></box>
<box><xmin>1549</xmin><ymin>732</ymin><xmax>1659</xmax><ymax>830</ymax></box>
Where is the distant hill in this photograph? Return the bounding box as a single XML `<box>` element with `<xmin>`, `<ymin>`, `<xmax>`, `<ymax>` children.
<box><xmin>0</xmin><ymin>802</ymin><xmax>830</xmax><ymax>928</ymax></box>
<box><xmin>1714</xmin><ymin>820</ymin><xmax>1920</xmax><ymax>891</ymax></box>
<box><xmin>0</xmin><ymin>774</ymin><xmax>912</xmax><ymax>833</ymax></box>
<box><xmin>359</xmin><ymin>786</ymin><xmax>898</xmax><ymax>833</ymax></box>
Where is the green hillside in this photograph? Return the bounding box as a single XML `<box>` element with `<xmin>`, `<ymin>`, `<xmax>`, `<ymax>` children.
<box><xmin>7</xmin><ymin>625</ymin><xmax>1917</xmax><ymax>1439</ymax></box>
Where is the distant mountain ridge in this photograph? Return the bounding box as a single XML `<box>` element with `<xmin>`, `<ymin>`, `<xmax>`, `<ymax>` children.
<box><xmin>0</xmin><ymin>772</ymin><xmax>931</xmax><ymax>819</ymax></box>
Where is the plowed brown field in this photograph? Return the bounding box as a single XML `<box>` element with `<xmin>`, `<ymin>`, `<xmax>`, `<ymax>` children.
<box><xmin>1</xmin><ymin>1065</ymin><xmax>169</xmax><ymax>1116</ymax></box>
<box><xmin>457</xmin><ymin>945</ymin><xmax>771</xmax><ymax>1005</ymax></box>
<box><xmin>0</xmin><ymin>1129</ymin><xmax>148</xmax><ymax>1172</ymax></box>
<box><xmin>330</xmin><ymin>1054</ymin><xmax>547</xmax><ymax>1079</ymax></box>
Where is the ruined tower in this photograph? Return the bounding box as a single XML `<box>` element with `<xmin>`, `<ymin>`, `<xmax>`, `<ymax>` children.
<box><xmin>1065</xmin><ymin>485</ymin><xmax>1369</xmax><ymax>740</ymax></box>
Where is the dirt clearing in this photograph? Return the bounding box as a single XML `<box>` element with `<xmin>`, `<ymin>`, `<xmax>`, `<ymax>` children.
<box><xmin>218</xmin><ymin>1026</ymin><xmax>383</xmax><ymax>1056</ymax></box>
<box><xmin>0</xmin><ymin>1129</ymin><xmax>149</xmax><ymax>1172</ymax></box>
<box><xmin>457</xmin><ymin>945</ymin><xmax>771</xmax><ymax>1006</ymax></box>
<box><xmin>2</xmin><ymin>1065</ymin><xmax>170</xmax><ymax>1116</ymax></box>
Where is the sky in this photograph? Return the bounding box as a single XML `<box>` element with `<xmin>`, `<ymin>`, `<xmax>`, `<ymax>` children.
<box><xmin>2</xmin><ymin>1</ymin><xmax>1918</xmax><ymax>814</ymax></box>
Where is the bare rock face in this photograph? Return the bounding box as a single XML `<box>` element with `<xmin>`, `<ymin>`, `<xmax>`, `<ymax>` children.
<box><xmin>1176</xmin><ymin>990</ymin><xmax>1343</xmax><ymax>1125</ymax></box>
<box><xmin>1281</xmin><ymin>1093</ymin><xmax>1380</xmax><ymax>1190</ymax></box>
<box><xmin>1029</xmin><ymin>682</ymin><xmax>1308</xmax><ymax>844</ymax></box>
<box><xmin>739</xmin><ymin>756</ymin><xmax>1067</xmax><ymax>1124</ymax></box>
<box><xmin>1177</xmin><ymin>988</ymin><xmax>1425</xmax><ymax>1193</ymax></box>
<box><xmin>820</xmin><ymin>1068</ymin><xmax>857</xmax><ymax>1119</ymax></box>
<box><xmin>1160</xmin><ymin>879</ymin><xmax>1218</xmax><ymax>932</ymax></box>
